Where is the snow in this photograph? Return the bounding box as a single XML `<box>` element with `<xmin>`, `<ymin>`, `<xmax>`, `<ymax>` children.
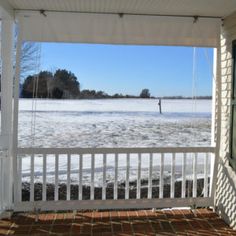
<box><xmin>18</xmin><ymin>98</ymin><xmax>212</xmax><ymax>184</ymax></box>
<box><xmin>19</xmin><ymin>98</ymin><xmax>211</xmax><ymax>113</ymax></box>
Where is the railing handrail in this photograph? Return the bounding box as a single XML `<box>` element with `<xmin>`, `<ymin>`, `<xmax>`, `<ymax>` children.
<box><xmin>17</xmin><ymin>146</ymin><xmax>215</xmax><ymax>155</ymax></box>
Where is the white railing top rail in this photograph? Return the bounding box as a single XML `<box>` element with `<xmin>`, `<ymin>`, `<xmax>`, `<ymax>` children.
<box><xmin>17</xmin><ymin>146</ymin><xmax>215</xmax><ymax>155</ymax></box>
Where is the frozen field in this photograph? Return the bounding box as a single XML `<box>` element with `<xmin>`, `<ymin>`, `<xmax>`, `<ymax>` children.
<box><xmin>18</xmin><ymin>98</ymin><xmax>212</xmax><ymax>184</ymax></box>
<box><xmin>18</xmin><ymin>98</ymin><xmax>211</xmax><ymax>148</ymax></box>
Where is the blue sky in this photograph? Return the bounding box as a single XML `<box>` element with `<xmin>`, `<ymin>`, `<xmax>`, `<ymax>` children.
<box><xmin>40</xmin><ymin>43</ymin><xmax>213</xmax><ymax>97</ymax></box>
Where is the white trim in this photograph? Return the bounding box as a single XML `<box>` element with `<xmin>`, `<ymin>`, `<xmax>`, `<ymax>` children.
<box><xmin>54</xmin><ymin>154</ymin><xmax>59</xmax><ymax>201</ymax></box>
<box><xmin>125</xmin><ymin>154</ymin><xmax>130</xmax><ymax>200</ymax></box>
<box><xmin>79</xmin><ymin>155</ymin><xmax>83</xmax><ymax>200</ymax></box>
<box><xmin>159</xmin><ymin>153</ymin><xmax>164</xmax><ymax>199</ymax></box>
<box><xmin>66</xmin><ymin>154</ymin><xmax>71</xmax><ymax>201</ymax></box>
<box><xmin>42</xmin><ymin>154</ymin><xmax>47</xmax><ymax>201</ymax></box>
<box><xmin>204</xmin><ymin>153</ymin><xmax>209</xmax><ymax>197</ymax></box>
<box><xmin>12</xmin><ymin>21</ymin><xmax>22</xmax><ymax>204</ymax></box>
<box><xmin>0</xmin><ymin>1</ymin><xmax>14</xmax><ymax>18</ymax></box>
<box><xmin>16</xmin><ymin>156</ymin><xmax>22</xmax><ymax>202</ymax></box>
<box><xmin>1</xmin><ymin>19</ymin><xmax>14</xmax><ymax>142</ymax></box>
<box><xmin>0</xmin><ymin>157</ymin><xmax>5</xmax><ymax>213</ymax></box>
<box><xmin>170</xmin><ymin>153</ymin><xmax>175</xmax><ymax>198</ymax></box>
<box><xmin>181</xmin><ymin>154</ymin><xmax>186</xmax><ymax>198</ymax></box>
<box><xmin>192</xmin><ymin>153</ymin><xmax>197</xmax><ymax>198</ymax></box>
<box><xmin>90</xmin><ymin>154</ymin><xmax>95</xmax><ymax>200</ymax></box>
<box><xmin>148</xmin><ymin>153</ymin><xmax>153</xmax><ymax>199</ymax></box>
<box><xmin>30</xmin><ymin>154</ymin><xmax>34</xmax><ymax>202</ymax></box>
<box><xmin>13</xmin><ymin>197</ymin><xmax>213</xmax><ymax>212</ymax></box>
<box><xmin>114</xmin><ymin>153</ymin><xmax>118</xmax><ymax>200</ymax></box>
<box><xmin>211</xmin><ymin>49</ymin><xmax>217</xmax><ymax>147</ymax></box>
<box><xmin>102</xmin><ymin>154</ymin><xmax>107</xmax><ymax>200</ymax></box>
<box><xmin>17</xmin><ymin>147</ymin><xmax>215</xmax><ymax>155</ymax></box>
<box><xmin>1</xmin><ymin>18</ymin><xmax>14</xmax><ymax>210</ymax></box>
<box><xmin>137</xmin><ymin>153</ymin><xmax>141</xmax><ymax>199</ymax></box>
<box><xmin>211</xmin><ymin>46</ymin><xmax>222</xmax><ymax>203</ymax></box>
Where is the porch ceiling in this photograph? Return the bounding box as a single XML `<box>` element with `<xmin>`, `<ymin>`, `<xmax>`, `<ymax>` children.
<box><xmin>1</xmin><ymin>0</ymin><xmax>231</xmax><ymax>47</ymax></box>
<box><xmin>5</xmin><ymin>0</ymin><xmax>236</xmax><ymax>18</ymax></box>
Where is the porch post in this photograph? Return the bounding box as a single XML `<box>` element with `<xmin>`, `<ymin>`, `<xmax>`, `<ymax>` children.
<box><xmin>211</xmin><ymin>49</ymin><xmax>217</xmax><ymax>147</ymax></box>
<box><xmin>1</xmin><ymin>17</ymin><xmax>14</xmax><ymax>208</ymax></box>
<box><xmin>12</xmin><ymin>20</ymin><xmax>22</xmax><ymax>204</ymax></box>
<box><xmin>210</xmin><ymin>45</ymin><xmax>222</xmax><ymax>205</ymax></box>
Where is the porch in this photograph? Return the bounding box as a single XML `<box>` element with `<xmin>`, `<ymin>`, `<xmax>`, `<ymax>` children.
<box><xmin>1</xmin><ymin>0</ymin><xmax>236</xmax><ymax>232</ymax></box>
<box><xmin>0</xmin><ymin>208</ymin><xmax>235</xmax><ymax>235</ymax></box>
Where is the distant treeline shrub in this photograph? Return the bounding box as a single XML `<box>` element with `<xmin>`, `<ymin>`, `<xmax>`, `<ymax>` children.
<box><xmin>21</xmin><ymin>70</ymin><xmax>153</xmax><ymax>99</ymax></box>
<box><xmin>21</xmin><ymin>69</ymin><xmax>80</xmax><ymax>99</ymax></box>
<box><xmin>21</xmin><ymin>70</ymin><xmax>211</xmax><ymax>99</ymax></box>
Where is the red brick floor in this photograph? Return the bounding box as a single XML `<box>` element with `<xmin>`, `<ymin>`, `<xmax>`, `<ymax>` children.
<box><xmin>0</xmin><ymin>208</ymin><xmax>236</xmax><ymax>235</ymax></box>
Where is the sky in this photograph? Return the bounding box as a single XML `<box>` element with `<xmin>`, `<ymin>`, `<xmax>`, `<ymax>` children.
<box><xmin>40</xmin><ymin>43</ymin><xmax>213</xmax><ymax>97</ymax></box>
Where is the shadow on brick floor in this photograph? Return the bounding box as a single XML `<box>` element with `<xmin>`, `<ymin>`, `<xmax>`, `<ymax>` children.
<box><xmin>0</xmin><ymin>208</ymin><xmax>236</xmax><ymax>235</ymax></box>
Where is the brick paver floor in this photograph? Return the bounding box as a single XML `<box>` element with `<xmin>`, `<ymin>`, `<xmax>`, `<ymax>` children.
<box><xmin>0</xmin><ymin>208</ymin><xmax>236</xmax><ymax>235</ymax></box>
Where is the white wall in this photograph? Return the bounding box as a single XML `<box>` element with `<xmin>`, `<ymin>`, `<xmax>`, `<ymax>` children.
<box><xmin>215</xmin><ymin>11</ymin><xmax>236</xmax><ymax>229</ymax></box>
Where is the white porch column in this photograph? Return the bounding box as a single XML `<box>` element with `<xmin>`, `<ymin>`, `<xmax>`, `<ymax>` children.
<box><xmin>12</xmin><ymin>19</ymin><xmax>22</xmax><ymax>205</ymax></box>
<box><xmin>211</xmin><ymin>49</ymin><xmax>217</xmax><ymax>147</ymax></box>
<box><xmin>1</xmin><ymin>17</ymin><xmax>14</xmax><ymax>209</ymax></box>
<box><xmin>1</xmin><ymin>18</ymin><xmax>14</xmax><ymax>145</ymax></box>
<box><xmin>210</xmin><ymin>46</ymin><xmax>222</xmax><ymax>204</ymax></box>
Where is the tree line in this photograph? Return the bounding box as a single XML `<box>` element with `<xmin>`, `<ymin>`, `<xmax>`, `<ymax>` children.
<box><xmin>21</xmin><ymin>69</ymin><xmax>212</xmax><ymax>100</ymax></box>
<box><xmin>22</xmin><ymin>70</ymin><xmax>80</xmax><ymax>99</ymax></box>
<box><xmin>21</xmin><ymin>69</ymin><xmax>152</xmax><ymax>99</ymax></box>
<box><xmin>162</xmin><ymin>95</ymin><xmax>212</xmax><ymax>99</ymax></box>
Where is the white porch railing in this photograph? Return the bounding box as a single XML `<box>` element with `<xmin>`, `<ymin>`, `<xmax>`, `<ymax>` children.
<box><xmin>0</xmin><ymin>154</ymin><xmax>5</xmax><ymax>214</ymax></box>
<box><xmin>0</xmin><ymin>149</ymin><xmax>9</xmax><ymax>214</ymax></box>
<box><xmin>14</xmin><ymin>147</ymin><xmax>215</xmax><ymax>212</ymax></box>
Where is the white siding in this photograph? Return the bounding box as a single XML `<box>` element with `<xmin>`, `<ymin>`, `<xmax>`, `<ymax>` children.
<box><xmin>216</xmin><ymin>11</ymin><xmax>236</xmax><ymax>229</ymax></box>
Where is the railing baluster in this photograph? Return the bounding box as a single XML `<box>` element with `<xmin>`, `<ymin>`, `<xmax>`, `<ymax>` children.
<box><xmin>182</xmin><ymin>153</ymin><xmax>186</xmax><ymax>198</ymax></box>
<box><xmin>0</xmin><ymin>159</ymin><xmax>3</xmax><ymax>210</ymax></box>
<box><xmin>137</xmin><ymin>153</ymin><xmax>141</xmax><ymax>199</ymax></box>
<box><xmin>114</xmin><ymin>154</ymin><xmax>118</xmax><ymax>200</ymax></box>
<box><xmin>16</xmin><ymin>147</ymin><xmax>215</xmax><ymax>208</ymax></box>
<box><xmin>125</xmin><ymin>153</ymin><xmax>130</xmax><ymax>200</ymax></box>
<box><xmin>67</xmin><ymin>154</ymin><xmax>71</xmax><ymax>200</ymax></box>
<box><xmin>193</xmin><ymin>153</ymin><xmax>197</xmax><ymax>198</ymax></box>
<box><xmin>17</xmin><ymin>156</ymin><xmax>22</xmax><ymax>202</ymax></box>
<box><xmin>30</xmin><ymin>154</ymin><xmax>34</xmax><ymax>201</ymax></box>
<box><xmin>204</xmin><ymin>153</ymin><xmax>209</xmax><ymax>197</ymax></box>
<box><xmin>171</xmin><ymin>153</ymin><xmax>175</xmax><ymax>198</ymax></box>
<box><xmin>90</xmin><ymin>154</ymin><xmax>95</xmax><ymax>200</ymax></box>
<box><xmin>42</xmin><ymin>154</ymin><xmax>47</xmax><ymax>201</ymax></box>
<box><xmin>148</xmin><ymin>153</ymin><xmax>153</xmax><ymax>199</ymax></box>
<box><xmin>159</xmin><ymin>153</ymin><xmax>164</xmax><ymax>199</ymax></box>
<box><xmin>102</xmin><ymin>154</ymin><xmax>106</xmax><ymax>200</ymax></box>
<box><xmin>79</xmin><ymin>155</ymin><xmax>83</xmax><ymax>200</ymax></box>
<box><xmin>55</xmin><ymin>154</ymin><xmax>59</xmax><ymax>201</ymax></box>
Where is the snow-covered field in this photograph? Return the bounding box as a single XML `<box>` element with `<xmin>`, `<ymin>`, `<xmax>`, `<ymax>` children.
<box><xmin>18</xmin><ymin>99</ymin><xmax>212</xmax><ymax>184</ymax></box>
<box><xmin>18</xmin><ymin>98</ymin><xmax>211</xmax><ymax>148</ymax></box>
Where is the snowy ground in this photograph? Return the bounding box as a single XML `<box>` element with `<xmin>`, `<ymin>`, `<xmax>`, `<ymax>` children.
<box><xmin>18</xmin><ymin>98</ymin><xmax>212</xmax><ymax>184</ymax></box>
<box><xmin>18</xmin><ymin>98</ymin><xmax>211</xmax><ymax>148</ymax></box>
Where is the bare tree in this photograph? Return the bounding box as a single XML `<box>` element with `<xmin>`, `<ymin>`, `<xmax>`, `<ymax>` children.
<box><xmin>20</xmin><ymin>41</ymin><xmax>41</xmax><ymax>80</ymax></box>
<box><xmin>0</xmin><ymin>22</ymin><xmax>41</xmax><ymax>82</ymax></box>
